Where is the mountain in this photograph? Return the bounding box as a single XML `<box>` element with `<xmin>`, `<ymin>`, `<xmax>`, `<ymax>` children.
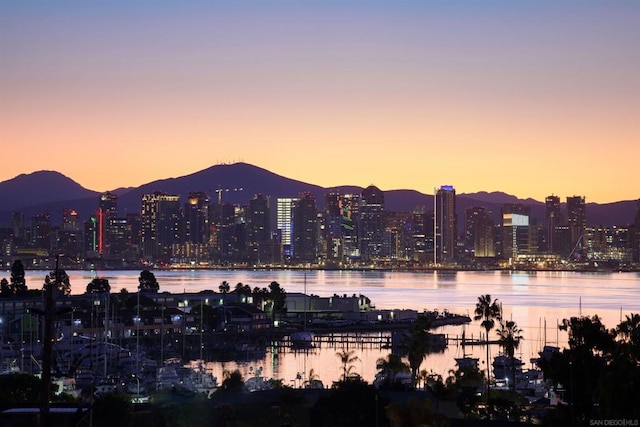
<box><xmin>0</xmin><ymin>163</ymin><xmax>637</xmax><ymax>228</ymax></box>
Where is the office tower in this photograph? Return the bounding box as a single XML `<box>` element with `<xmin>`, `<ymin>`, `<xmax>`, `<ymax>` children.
<box><xmin>247</xmin><ymin>194</ymin><xmax>272</xmax><ymax>263</ymax></box>
<box><xmin>292</xmin><ymin>192</ymin><xmax>318</xmax><ymax>263</ymax></box>
<box><xmin>323</xmin><ymin>192</ymin><xmax>343</xmax><ymax>261</ymax></box>
<box><xmin>31</xmin><ymin>212</ymin><xmax>51</xmax><ymax>250</ymax></box>
<box><xmin>340</xmin><ymin>194</ymin><xmax>359</xmax><ymax>260</ymax></box>
<box><xmin>141</xmin><ymin>192</ymin><xmax>181</xmax><ymax>262</ymax></box>
<box><xmin>62</xmin><ymin>208</ymin><xmax>80</xmax><ymax>231</ymax></box>
<box><xmin>410</xmin><ymin>206</ymin><xmax>434</xmax><ymax>263</ymax></box>
<box><xmin>358</xmin><ymin>185</ymin><xmax>385</xmax><ymax>261</ymax></box>
<box><xmin>184</xmin><ymin>192</ymin><xmax>210</xmax><ymax>244</ymax></box>
<box><xmin>465</xmin><ymin>207</ymin><xmax>495</xmax><ymax>258</ymax></box>
<box><xmin>10</xmin><ymin>212</ymin><xmax>24</xmax><ymax>242</ymax></box>
<box><xmin>567</xmin><ymin>196</ymin><xmax>586</xmax><ymax>258</ymax></box>
<box><xmin>435</xmin><ymin>185</ymin><xmax>457</xmax><ymax>264</ymax></box>
<box><xmin>544</xmin><ymin>195</ymin><xmax>563</xmax><ymax>253</ymax></box>
<box><xmin>501</xmin><ymin>204</ymin><xmax>534</xmax><ymax>261</ymax></box>
<box><xmin>384</xmin><ymin>211</ymin><xmax>412</xmax><ymax>260</ymax></box>
<box><xmin>277</xmin><ymin>198</ymin><xmax>298</xmax><ymax>261</ymax></box>
<box><xmin>98</xmin><ymin>192</ymin><xmax>118</xmax><ymax>255</ymax></box>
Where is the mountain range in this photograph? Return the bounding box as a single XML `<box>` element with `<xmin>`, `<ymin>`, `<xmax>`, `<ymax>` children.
<box><xmin>0</xmin><ymin>162</ymin><xmax>637</xmax><ymax>228</ymax></box>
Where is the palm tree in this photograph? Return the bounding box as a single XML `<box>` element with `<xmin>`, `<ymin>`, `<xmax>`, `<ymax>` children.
<box><xmin>376</xmin><ymin>353</ymin><xmax>410</xmax><ymax>389</ymax></box>
<box><xmin>218</xmin><ymin>281</ymin><xmax>230</xmax><ymax>328</ymax></box>
<box><xmin>404</xmin><ymin>315</ymin><xmax>433</xmax><ymax>387</ymax></box>
<box><xmin>496</xmin><ymin>320</ymin><xmax>523</xmax><ymax>390</ymax></box>
<box><xmin>336</xmin><ymin>349</ymin><xmax>360</xmax><ymax>381</ymax></box>
<box><xmin>218</xmin><ymin>281</ymin><xmax>230</xmax><ymax>302</ymax></box>
<box><xmin>474</xmin><ymin>294</ymin><xmax>502</xmax><ymax>405</ymax></box>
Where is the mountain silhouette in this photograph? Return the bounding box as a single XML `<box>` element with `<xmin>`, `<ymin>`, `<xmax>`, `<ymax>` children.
<box><xmin>0</xmin><ymin>163</ymin><xmax>636</xmax><ymax>228</ymax></box>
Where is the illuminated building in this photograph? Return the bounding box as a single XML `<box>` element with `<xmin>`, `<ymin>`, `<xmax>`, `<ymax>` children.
<box><xmin>292</xmin><ymin>192</ymin><xmax>318</xmax><ymax>263</ymax></box>
<box><xmin>435</xmin><ymin>185</ymin><xmax>457</xmax><ymax>264</ymax></box>
<box><xmin>358</xmin><ymin>185</ymin><xmax>385</xmax><ymax>261</ymax></box>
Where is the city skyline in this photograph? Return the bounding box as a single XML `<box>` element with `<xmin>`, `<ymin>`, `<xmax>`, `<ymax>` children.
<box><xmin>1</xmin><ymin>1</ymin><xmax>638</xmax><ymax>203</ymax></box>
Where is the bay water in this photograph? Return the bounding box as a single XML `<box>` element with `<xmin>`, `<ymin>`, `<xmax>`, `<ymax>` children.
<box><xmin>20</xmin><ymin>269</ymin><xmax>640</xmax><ymax>387</ymax></box>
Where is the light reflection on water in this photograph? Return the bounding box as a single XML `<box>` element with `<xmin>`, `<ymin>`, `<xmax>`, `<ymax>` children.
<box><xmin>21</xmin><ymin>269</ymin><xmax>640</xmax><ymax>386</ymax></box>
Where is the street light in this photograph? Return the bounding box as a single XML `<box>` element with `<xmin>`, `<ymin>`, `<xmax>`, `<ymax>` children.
<box><xmin>132</xmin><ymin>374</ymin><xmax>140</xmax><ymax>400</ymax></box>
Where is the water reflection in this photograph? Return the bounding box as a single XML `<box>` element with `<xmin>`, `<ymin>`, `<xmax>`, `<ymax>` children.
<box><xmin>20</xmin><ymin>269</ymin><xmax>640</xmax><ymax>385</ymax></box>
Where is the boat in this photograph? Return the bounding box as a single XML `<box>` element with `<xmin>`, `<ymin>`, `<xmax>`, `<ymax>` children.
<box><xmin>156</xmin><ymin>366</ymin><xmax>180</xmax><ymax>390</ymax></box>
<box><xmin>493</xmin><ymin>354</ymin><xmax>524</xmax><ymax>381</ymax></box>
<box><xmin>290</xmin><ymin>331</ymin><xmax>314</xmax><ymax>348</ymax></box>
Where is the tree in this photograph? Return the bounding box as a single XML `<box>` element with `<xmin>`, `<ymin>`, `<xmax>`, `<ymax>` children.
<box><xmin>268</xmin><ymin>281</ymin><xmax>287</xmax><ymax>322</ymax></box>
<box><xmin>10</xmin><ymin>260</ymin><xmax>27</xmax><ymax>295</ymax></box>
<box><xmin>403</xmin><ymin>315</ymin><xmax>433</xmax><ymax>387</ymax></box>
<box><xmin>218</xmin><ymin>280</ymin><xmax>230</xmax><ymax>303</ymax></box>
<box><xmin>44</xmin><ymin>269</ymin><xmax>71</xmax><ymax>296</ymax></box>
<box><xmin>336</xmin><ymin>349</ymin><xmax>360</xmax><ymax>382</ymax></box>
<box><xmin>538</xmin><ymin>315</ymin><xmax>640</xmax><ymax>422</ymax></box>
<box><xmin>375</xmin><ymin>353</ymin><xmax>410</xmax><ymax>389</ymax></box>
<box><xmin>86</xmin><ymin>277</ymin><xmax>111</xmax><ymax>294</ymax></box>
<box><xmin>474</xmin><ymin>294</ymin><xmax>502</xmax><ymax>407</ymax></box>
<box><xmin>496</xmin><ymin>320</ymin><xmax>523</xmax><ymax>390</ymax></box>
<box><xmin>138</xmin><ymin>269</ymin><xmax>159</xmax><ymax>293</ymax></box>
<box><xmin>0</xmin><ymin>278</ymin><xmax>10</xmax><ymax>297</ymax></box>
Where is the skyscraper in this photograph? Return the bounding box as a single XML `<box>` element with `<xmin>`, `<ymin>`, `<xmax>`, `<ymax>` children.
<box><xmin>98</xmin><ymin>191</ymin><xmax>118</xmax><ymax>255</ymax></box>
<box><xmin>277</xmin><ymin>198</ymin><xmax>298</xmax><ymax>261</ymax></box>
<box><xmin>544</xmin><ymin>195</ymin><xmax>563</xmax><ymax>253</ymax></box>
<box><xmin>141</xmin><ymin>192</ymin><xmax>181</xmax><ymax>262</ymax></box>
<box><xmin>567</xmin><ymin>196</ymin><xmax>586</xmax><ymax>256</ymax></box>
<box><xmin>292</xmin><ymin>192</ymin><xmax>318</xmax><ymax>263</ymax></box>
<box><xmin>435</xmin><ymin>185</ymin><xmax>457</xmax><ymax>264</ymax></box>
<box><xmin>247</xmin><ymin>194</ymin><xmax>271</xmax><ymax>264</ymax></box>
<box><xmin>358</xmin><ymin>185</ymin><xmax>385</xmax><ymax>261</ymax></box>
<box><xmin>465</xmin><ymin>206</ymin><xmax>495</xmax><ymax>258</ymax></box>
<box><xmin>501</xmin><ymin>204</ymin><xmax>534</xmax><ymax>261</ymax></box>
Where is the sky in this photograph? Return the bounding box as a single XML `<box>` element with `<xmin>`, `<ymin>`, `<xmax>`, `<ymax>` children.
<box><xmin>1</xmin><ymin>1</ymin><xmax>638</xmax><ymax>203</ymax></box>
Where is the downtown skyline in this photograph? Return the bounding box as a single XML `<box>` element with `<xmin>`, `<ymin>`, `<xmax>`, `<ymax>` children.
<box><xmin>1</xmin><ymin>1</ymin><xmax>639</xmax><ymax>204</ymax></box>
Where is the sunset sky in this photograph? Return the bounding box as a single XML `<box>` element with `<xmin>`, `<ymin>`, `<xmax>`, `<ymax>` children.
<box><xmin>1</xmin><ymin>1</ymin><xmax>638</xmax><ymax>203</ymax></box>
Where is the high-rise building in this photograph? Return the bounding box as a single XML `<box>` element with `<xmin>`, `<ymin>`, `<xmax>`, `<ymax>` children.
<box><xmin>358</xmin><ymin>185</ymin><xmax>385</xmax><ymax>261</ymax></box>
<box><xmin>501</xmin><ymin>204</ymin><xmax>534</xmax><ymax>261</ymax></box>
<box><xmin>184</xmin><ymin>192</ymin><xmax>210</xmax><ymax>244</ymax></box>
<box><xmin>31</xmin><ymin>212</ymin><xmax>51</xmax><ymax>250</ymax></box>
<box><xmin>141</xmin><ymin>192</ymin><xmax>181</xmax><ymax>262</ymax></box>
<box><xmin>435</xmin><ymin>185</ymin><xmax>457</xmax><ymax>264</ymax></box>
<box><xmin>277</xmin><ymin>198</ymin><xmax>298</xmax><ymax>261</ymax></box>
<box><xmin>567</xmin><ymin>196</ymin><xmax>586</xmax><ymax>258</ymax></box>
<box><xmin>98</xmin><ymin>192</ymin><xmax>118</xmax><ymax>255</ymax></box>
<box><xmin>465</xmin><ymin>207</ymin><xmax>495</xmax><ymax>258</ymax></box>
<box><xmin>247</xmin><ymin>194</ymin><xmax>272</xmax><ymax>264</ymax></box>
<box><xmin>340</xmin><ymin>194</ymin><xmax>359</xmax><ymax>260</ymax></box>
<box><xmin>292</xmin><ymin>193</ymin><xmax>318</xmax><ymax>263</ymax></box>
<box><xmin>544</xmin><ymin>195</ymin><xmax>563</xmax><ymax>253</ymax></box>
<box><xmin>62</xmin><ymin>208</ymin><xmax>80</xmax><ymax>232</ymax></box>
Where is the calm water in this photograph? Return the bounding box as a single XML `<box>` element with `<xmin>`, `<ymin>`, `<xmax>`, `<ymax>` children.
<box><xmin>18</xmin><ymin>269</ymin><xmax>640</xmax><ymax>386</ymax></box>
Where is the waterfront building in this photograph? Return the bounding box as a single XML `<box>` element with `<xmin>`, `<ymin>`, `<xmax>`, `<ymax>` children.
<box><xmin>435</xmin><ymin>185</ymin><xmax>457</xmax><ymax>264</ymax></box>
<box><xmin>277</xmin><ymin>198</ymin><xmax>298</xmax><ymax>261</ymax></box>
<box><xmin>544</xmin><ymin>195</ymin><xmax>563</xmax><ymax>254</ymax></box>
<box><xmin>410</xmin><ymin>206</ymin><xmax>434</xmax><ymax>263</ymax></box>
<box><xmin>501</xmin><ymin>203</ymin><xmax>536</xmax><ymax>262</ymax></box>
<box><xmin>141</xmin><ymin>192</ymin><xmax>181</xmax><ymax>263</ymax></box>
<box><xmin>247</xmin><ymin>194</ymin><xmax>272</xmax><ymax>264</ymax></box>
<box><xmin>465</xmin><ymin>207</ymin><xmax>495</xmax><ymax>259</ymax></box>
<box><xmin>567</xmin><ymin>195</ymin><xmax>586</xmax><ymax>259</ymax></box>
<box><xmin>292</xmin><ymin>193</ymin><xmax>318</xmax><ymax>264</ymax></box>
<box><xmin>358</xmin><ymin>185</ymin><xmax>385</xmax><ymax>261</ymax></box>
<box><xmin>30</xmin><ymin>212</ymin><xmax>51</xmax><ymax>251</ymax></box>
<box><xmin>98</xmin><ymin>192</ymin><xmax>118</xmax><ymax>255</ymax></box>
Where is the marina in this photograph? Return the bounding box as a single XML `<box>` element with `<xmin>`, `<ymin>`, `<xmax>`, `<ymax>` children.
<box><xmin>0</xmin><ymin>269</ymin><xmax>638</xmax><ymax>403</ymax></box>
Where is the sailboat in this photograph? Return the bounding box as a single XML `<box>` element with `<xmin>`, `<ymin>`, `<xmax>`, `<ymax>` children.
<box><xmin>291</xmin><ymin>273</ymin><xmax>314</xmax><ymax>348</ymax></box>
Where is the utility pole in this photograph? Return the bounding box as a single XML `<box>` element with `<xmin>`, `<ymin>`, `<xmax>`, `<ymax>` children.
<box><xmin>39</xmin><ymin>255</ymin><xmax>59</xmax><ymax>427</ymax></box>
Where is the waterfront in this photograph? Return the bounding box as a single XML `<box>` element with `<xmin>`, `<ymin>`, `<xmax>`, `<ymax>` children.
<box><xmin>15</xmin><ymin>269</ymin><xmax>640</xmax><ymax>387</ymax></box>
